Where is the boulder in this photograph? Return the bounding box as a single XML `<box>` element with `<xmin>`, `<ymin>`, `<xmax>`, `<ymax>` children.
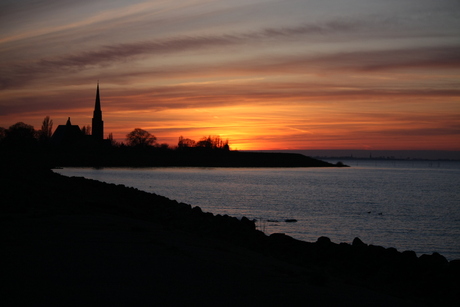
<box><xmin>352</xmin><ymin>237</ymin><xmax>367</xmax><ymax>248</ymax></box>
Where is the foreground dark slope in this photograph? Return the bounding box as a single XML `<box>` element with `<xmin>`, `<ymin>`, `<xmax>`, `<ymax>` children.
<box><xmin>1</xmin><ymin>162</ymin><xmax>458</xmax><ymax>306</ymax></box>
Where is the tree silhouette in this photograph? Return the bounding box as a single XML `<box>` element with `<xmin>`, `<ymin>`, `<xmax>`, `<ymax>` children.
<box><xmin>196</xmin><ymin>136</ymin><xmax>213</xmax><ymax>148</ymax></box>
<box><xmin>4</xmin><ymin>122</ymin><xmax>37</xmax><ymax>148</ymax></box>
<box><xmin>126</xmin><ymin>128</ymin><xmax>157</xmax><ymax>147</ymax></box>
<box><xmin>38</xmin><ymin>116</ymin><xmax>53</xmax><ymax>144</ymax></box>
<box><xmin>81</xmin><ymin>125</ymin><xmax>91</xmax><ymax>136</ymax></box>
<box><xmin>195</xmin><ymin>135</ymin><xmax>229</xmax><ymax>150</ymax></box>
<box><xmin>178</xmin><ymin>136</ymin><xmax>196</xmax><ymax>148</ymax></box>
<box><xmin>0</xmin><ymin>127</ymin><xmax>6</xmax><ymax>144</ymax></box>
<box><xmin>108</xmin><ymin>132</ymin><xmax>119</xmax><ymax>147</ymax></box>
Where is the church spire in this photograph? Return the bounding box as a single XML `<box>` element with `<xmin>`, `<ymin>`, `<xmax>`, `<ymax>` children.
<box><xmin>94</xmin><ymin>81</ymin><xmax>101</xmax><ymax>113</ymax></box>
<box><xmin>92</xmin><ymin>82</ymin><xmax>104</xmax><ymax>141</ymax></box>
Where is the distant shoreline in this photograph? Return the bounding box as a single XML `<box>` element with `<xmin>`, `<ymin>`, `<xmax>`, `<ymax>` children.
<box><xmin>45</xmin><ymin>149</ymin><xmax>348</xmax><ymax>168</ymax></box>
<box><xmin>248</xmin><ymin>149</ymin><xmax>460</xmax><ymax>161</ymax></box>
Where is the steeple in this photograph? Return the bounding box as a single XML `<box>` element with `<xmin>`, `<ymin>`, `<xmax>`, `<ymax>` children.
<box><xmin>95</xmin><ymin>81</ymin><xmax>101</xmax><ymax>114</ymax></box>
<box><xmin>92</xmin><ymin>82</ymin><xmax>104</xmax><ymax>141</ymax></box>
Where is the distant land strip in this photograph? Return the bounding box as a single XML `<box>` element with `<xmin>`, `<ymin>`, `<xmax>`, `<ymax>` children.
<box><xmin>2</xmin><ymin>146</ymin><xmax>346</xmax><ymax>168</ymax></box>
<box><xmin>253</xmin><ymin>149</ymin><xmax>460</xmax><ymax>161</ymax></box>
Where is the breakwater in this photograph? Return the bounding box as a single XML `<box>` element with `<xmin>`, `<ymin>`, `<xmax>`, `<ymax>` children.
<box><xmin>2</xmin><ymin>164</ymin><xmax>458</xmax><ymax>305</ymax></box>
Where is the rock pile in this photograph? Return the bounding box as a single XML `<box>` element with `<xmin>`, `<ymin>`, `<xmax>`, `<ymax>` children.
<box><xmin>2</xmin><ymin>165</ymin><xmax>458</xmax><ymax>306</ymax></box>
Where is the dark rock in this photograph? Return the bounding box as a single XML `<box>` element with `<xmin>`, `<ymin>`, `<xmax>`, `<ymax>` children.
<box><xmin>419</xmin><ymin>252</ymin><xmax>448</xmax><ymax>268</ymax></box>
<box><xmin>269</xmin><ymin>233</ymin><xmax>293</xmax><ymax>242</ymax></box>
<box><xmin>268</xmin><ymin>233</ymin><xmax>299</xmax><ymax>251</ymax></box>
<box><xmin>352</xmin><ymin>237</ymin><xmax>367</xmax><ymax>248</ymax></box>
<box><xmin>337</xmin><ymin>242</ymin><xmax>352</xmax><ymax>255</ymax></box>
<box><xmin>431</xmin><ymin>252</ymin><xmax>448</xmax><ymax>265</ymax></box>
<box><xmin>368</xmin><ymin>244</ymin><xmax>386</xmax><ymax>257</ymax></box>
<box><xmin>401</xmin><ymin>250</ymin><xmax>418</xmax><ymax>263</ymax></box>
<box><xmin>192</xmin><ymin>206</ymin><xmax>203</xmax><ymax>214</ymax></box>
<box><xmin>240</xmin><ymin>216</ymin><xmax>256</xmax><ymax>230</ymax></box>
<box><xmin>449</xmin><ymin>259</ymin><xmax>460</xmax><ymax>270</ymax></box>
<box><xmin>309</xmin><ymin>268</ymin><xmax>329</xmax><ymax>286</ymax></box>
<box><xmin>448</xmin><ymin>259</ymin><xmax>460</xmax><ymax>279</ymax></box>
<box><xmin>316</xmin><ymin>236</ymin><xmax>332</xmax><ymax>246</ymax></box>
<box><xmin>418</xmin><ymin>253</ymin><xmax>448</xmax><ymax>268</ymax></box>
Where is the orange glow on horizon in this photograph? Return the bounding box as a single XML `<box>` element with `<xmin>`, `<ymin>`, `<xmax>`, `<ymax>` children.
<box><xmin>2</xmin><ymin>85</ymin><xmax>459</xmax><ymax>152</ymax></box>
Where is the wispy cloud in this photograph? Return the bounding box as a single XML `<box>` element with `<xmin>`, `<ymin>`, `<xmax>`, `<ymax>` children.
<box><xmin>2</xmin><ymin>22</ymin><xmax>459</xmax><ymax>90</ymax></box>
<box><xmin>5</xmin><ymin>12</ymin><xmax>431</xmax><ymax>90</ymax></box>
<box><xmin>2</xmin><ymin>77</ymin><xmax>458</xmax><ymax>118</ymax></box>
<box><xmin>0</xmin><ymin>1</ymin><xmax>184</xmax><ymax>44</ymax></box>
<box><xmin>244</xmin><ymin>19</ymin><xmax>363</xmax><ymax>39</ymax></box>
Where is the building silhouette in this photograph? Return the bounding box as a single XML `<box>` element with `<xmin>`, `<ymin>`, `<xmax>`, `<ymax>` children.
<box><xmin>50</xmin><ymin>117</ymin><xmax>83</xmax><ymax>146</ymax></box>
<box><xmin>51</xmin><ymin>83</ymin><xmax>104</xmax><ymax>146</ymax></box>
<box><xmin>92</xmin><ymin>82</ymin><xmax>104</xmax><ymax>142</ymax></box>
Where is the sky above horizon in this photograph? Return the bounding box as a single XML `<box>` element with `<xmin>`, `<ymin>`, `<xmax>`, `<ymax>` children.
<box><xmin>1</xmin><ymin>0</ymin><xmax>459</xmax><ymax>150</ymax></box>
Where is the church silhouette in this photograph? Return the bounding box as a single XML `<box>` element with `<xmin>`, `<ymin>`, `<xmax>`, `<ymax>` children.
<box><xmin>92</xmin><ymin>82</ymin><xmax>104</xmax><ymax>141</ymax></box>
<box><xmin>51</xmin><ymin>83</ymin><xmax>105</xmax><ymax>146</ymax></box>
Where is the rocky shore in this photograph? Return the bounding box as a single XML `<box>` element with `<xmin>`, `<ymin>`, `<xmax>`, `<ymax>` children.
<box><xmin>1</xmin><ymin>163</ymin><xmax>458</xmax><ymax>306</ymax></box>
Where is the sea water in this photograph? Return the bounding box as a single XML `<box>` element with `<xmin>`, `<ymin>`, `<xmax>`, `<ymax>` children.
<box><xmin>54</xmin><ymin>159</ymin><xmax>460</xmax><ymax>260</ymax></box>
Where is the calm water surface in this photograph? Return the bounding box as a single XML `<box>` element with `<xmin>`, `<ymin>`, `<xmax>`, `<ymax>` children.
<box><xmin>54</xmin><ymin>159</ymin><xmax>460</xmax><ymax>260</ymax></box>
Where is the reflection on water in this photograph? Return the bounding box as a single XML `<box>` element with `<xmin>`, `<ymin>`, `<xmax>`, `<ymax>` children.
<box><xmin>54</xmin><ymin>159</ymin><xmax>460</xmax><ymax>260</ymax></box>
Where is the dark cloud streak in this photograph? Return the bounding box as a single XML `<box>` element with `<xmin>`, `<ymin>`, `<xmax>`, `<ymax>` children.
<box><xmin>245</xmin><ymin>20</ymin><xmax>362</xmax><ymax>39</ymax></box>
<box><xmin>0</xmin><ymin>18</ymin><xmax>372</xmax><ymax>89</ymax></box>
<box><xmin>3</xmin><ymin>81</ymin><xmax>458</xmax><ymax>118</ymax></box>
<box><xmin>2</xmin><ymin>16</ymin><xmax>460</xmax><ymax>90</ymax></box>
<box><xmin>0</xmin><ymin>34</ymin><xmax>239</xmax><ymax>89</ymax></box>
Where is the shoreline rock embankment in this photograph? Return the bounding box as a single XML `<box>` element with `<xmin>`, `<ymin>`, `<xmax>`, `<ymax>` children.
<box><xmin>1</xmin><ymin>164</ymin><xmax>457</xmax><ymax>306</ymax></box>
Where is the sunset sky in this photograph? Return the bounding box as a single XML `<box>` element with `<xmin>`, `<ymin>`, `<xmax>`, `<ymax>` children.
<box><xmin>1</xmin><ymin>0</ymin><xmax>459</xmax><ymax>150</ymax></box>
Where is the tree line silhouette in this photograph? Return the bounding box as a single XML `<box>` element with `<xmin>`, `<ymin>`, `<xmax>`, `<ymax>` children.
<box><xmin>0</xmin><ymin>116</ymin><xmax>230</xmax><ymax>152</ymax></box>
<box><xmin>0</xmin><ymin>116</ymin><xmax>236</xmax><ymax>167</ymax></box>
